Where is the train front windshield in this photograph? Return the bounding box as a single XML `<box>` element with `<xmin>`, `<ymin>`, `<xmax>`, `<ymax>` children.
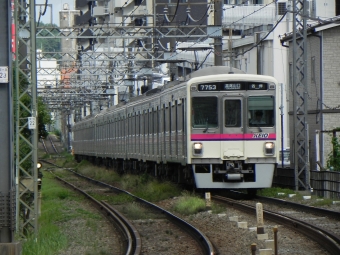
<box><xmin>192</xmin><ymin>97</ymin><xmax>218</xmax><ymax>128</ymax></box>
<box><xmin>191</xmin><ymin>95</ymin><xmax>275</xmax><ymax>129</ymax></box>
<box><xmin>248</xmin><ymin>96</ymin><xmax>275</xmax><ymax>127</ymax></box>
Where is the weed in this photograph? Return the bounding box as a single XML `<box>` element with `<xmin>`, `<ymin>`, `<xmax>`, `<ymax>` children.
<box><xmin>172</xmin><ymin>193</ymin><xmax>206</xmax><ymax>215</ymax></box>
<box><xmin>56</xmin><ymin>189</ymin><xmax>71</xmax><ymax>200</ymax></box>
<box><xmin>211</xmin><ymin>203</ymin><xmax>225</xmax><ymax>214</ymax></box>
<box><xmin>326</xmin><ymin>129</ymin><xmax>340</xmax><ymax>171</ymax></box>
<box><xmin>257</xmin><ymin>187</ymin><xmax>297</xmax><ymax>198</ymax></box>
<box><xmin>311</xmin><ymin>198</ymin><xmax>333</xmax><ymax>207</ymax></box>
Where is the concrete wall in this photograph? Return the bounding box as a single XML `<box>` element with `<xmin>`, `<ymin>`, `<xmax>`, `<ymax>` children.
<box><xmin>287</xmin><ymin>25</ymin><xmax>340</xmax><ymax>170</ymax></box>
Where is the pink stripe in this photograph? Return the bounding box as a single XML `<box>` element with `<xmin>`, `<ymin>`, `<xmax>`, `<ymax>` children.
<box><xmin>191</xmin><ymin>133</ymin><xmax>276</xmax><ymax>140</ymax></box>
<box><xmin>191</xmin><ymin>134</ymin><xmax>221</xmax><ymax>140</ymax></box>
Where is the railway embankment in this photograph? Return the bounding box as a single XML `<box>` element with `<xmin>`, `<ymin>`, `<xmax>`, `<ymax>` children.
<box><xmin>25</xmin><ymin>149</ymin><xmax>340</xmax><ymax>255</ymax></box>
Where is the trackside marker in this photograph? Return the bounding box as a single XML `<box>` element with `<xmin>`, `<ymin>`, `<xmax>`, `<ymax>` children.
<box><xmin>205</xmin><ymin>192</ymin><xmax>211</xmax><ymax>209</ymax></box>
<box><xmin>256</xmin><ymin>203</ymin><xmax>264</xmax><ymax>234</ymax></box>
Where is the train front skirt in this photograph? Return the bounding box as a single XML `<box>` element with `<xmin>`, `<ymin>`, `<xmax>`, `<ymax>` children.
<box><xmin>193</xmin><ymin>163</ymin><xmax>274</xmax><ymax>189</ymax></box>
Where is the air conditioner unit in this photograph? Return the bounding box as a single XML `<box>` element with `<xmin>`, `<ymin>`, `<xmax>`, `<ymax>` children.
<box><xmin>277</xmin><ymin>1</ymin><xmax>287</xmax><ymax>16</ymax></box>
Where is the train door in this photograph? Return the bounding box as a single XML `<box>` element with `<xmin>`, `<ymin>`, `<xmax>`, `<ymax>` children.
<box><xmin>221</xmin><ymin>97</ymin><xmax>244</xmax><ymax>158</ymax></box>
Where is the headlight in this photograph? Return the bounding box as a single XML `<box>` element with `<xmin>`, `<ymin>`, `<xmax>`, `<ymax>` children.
<box><xmin>193</xmin><ymin>142</ymin><xmax>203</xmax><ymax>156</ymax></box>
<box><xmin>264</xmin><ymin>142</ymin><xmax>275</xmax><ymax>155</ymax></box>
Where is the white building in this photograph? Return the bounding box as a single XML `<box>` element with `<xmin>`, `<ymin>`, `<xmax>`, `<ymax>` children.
<box><xmin>36</xmin><ymin>49</ymin><xmax>61</xmax><ymax>132</ymax></box>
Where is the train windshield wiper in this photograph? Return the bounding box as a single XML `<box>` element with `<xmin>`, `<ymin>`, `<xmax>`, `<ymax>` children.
<box><xmin>203</xmin><ymin>118</ymin><xmax>209</xmax><ymax>133</ymax></box>
<box><xmin>255</xmin><ymin>124</ymin><xmax>262</xmax><ymax>132</ymax></box>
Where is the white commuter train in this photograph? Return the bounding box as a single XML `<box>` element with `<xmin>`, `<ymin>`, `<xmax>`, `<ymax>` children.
<box><xmin>72</xmin><ymin>66</ymin><xmax>281</xmax><ymax>194</ymax></box>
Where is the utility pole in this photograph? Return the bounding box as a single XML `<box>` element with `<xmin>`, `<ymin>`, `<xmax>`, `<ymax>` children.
<box><xmin>14</xmin><ymin>0</ymin><xmax>39</xmax><ymax>238</ymax></box>
<box><xmin>214</xmin><ymin>0</ymin><xmax>223</xmax><ymax>66</ymax></box>
<box><xmin>0</xmin><ymin>0</ymin><xmax>20</xmax><ymax>253</ymax></box>
<box><xmin>292</xmin><ymin>0</ymin><xmax>310</xmax><ymax>191</ymax></box>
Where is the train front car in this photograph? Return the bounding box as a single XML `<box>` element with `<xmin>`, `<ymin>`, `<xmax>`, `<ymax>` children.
<box><xmin>188</xmin><ymin>73</ymin><xmax>280</xmax><ymax>193</ymax></box>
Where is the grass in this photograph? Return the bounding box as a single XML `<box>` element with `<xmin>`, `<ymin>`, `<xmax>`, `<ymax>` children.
<box><xmin>90</xmin><ymin>192</ymin><xmax>135</xmax><ymax>204</ymax></box>
<box><xmin>258</xmin><ymin>187</ymin><xmax>334</xmax><ymax>206</ymax></box>
<box><xmin>211</xmin><ymin>203</ymin><xmax>226</xmax><ymax>214</ymax></box>
<box><xmin>134</xmin><ymin>180</ymin><xmax>182</xmax><ymax>202</ymax></box>
<box><xmin>72</xmin><ymin>160</ymin><xmax>121</xmax><ymax>184</ymax></box>
<box><xmin>22</xmin><ymin>171</ymin><xmax>105</xmax><ymax>255</ymax></box>
<box><xmin>257</xmin><ymin>187</ymin><xmax>299</xmax><ymax>198</ymax></box>
<box><xmin>172</xmin><ymin>192</ymin><xmax>206</xmax><ymax>215</ymax></box>
<box><xmin>26</xmin><ymin>150</ymin><xmax>236</xmax><ymax>253</ymax></box>
<box><xmin>121</xmin><ymin>203</ymin><xmax>163</xmax><ymax>220</ymax></box>
<box><xmin>311</xmin><ymin>198</ymin><xmax>334</xmax><ymax>206</ymax></box>
<box><xmin>72</xmin><ymin>161</ymin><xmax>182</xmax><ymax>203</ymax></box>
<box><xmin>22</xmin><ymin>172</ymin><xmax>71</xmax><ymax>255</ymax></box>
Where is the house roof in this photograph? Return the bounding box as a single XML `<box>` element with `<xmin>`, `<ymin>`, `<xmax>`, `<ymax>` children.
<box><xmin>280</xmin><ymin>16</ymin><xmax>340</xmax><ymax>43</ymax></box>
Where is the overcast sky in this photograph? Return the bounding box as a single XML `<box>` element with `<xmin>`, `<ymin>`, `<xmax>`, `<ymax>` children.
<box><xmin>36</xmin><ymin>0</ymin><xmax>74</xmax><ymax>25</ymax></box>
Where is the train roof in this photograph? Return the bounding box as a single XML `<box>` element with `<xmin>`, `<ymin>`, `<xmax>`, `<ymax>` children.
<box><xmin>161</xmin><ymin>65</ymin><xmax>245</xmax><ymax>88</ymax></box>
<box><xmin>183</xmin><ymin>66</ymin><xmax>245</xmax><ymax>80</ymax></box>
<box><xmin>74</xmin><ymin>66</ymin><xmax>258</xmax><ymax>121</ymax></box>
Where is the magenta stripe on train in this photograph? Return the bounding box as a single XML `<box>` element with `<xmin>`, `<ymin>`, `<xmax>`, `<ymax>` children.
<box><xmin>191</xmin><ymin>133</ymin><xmax>276</xmax><ymax>141</ymax></box>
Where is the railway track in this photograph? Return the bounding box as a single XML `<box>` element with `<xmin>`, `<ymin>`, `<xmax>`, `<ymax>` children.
<box><xmin>212</xmin><ymin>194</ymin><xmax>340</xmax><ymax>255</ymax></box>
<box><xmin>44</xmin><ymin>160</ymin><xmax>215</xmax><ymax>255</ymax></box>
<box><xmin>48</xmin><ymin>135</ymin><xmax>59</xmax><ymax>154</ymax></box>
<box><xmin>41</xmin><ymin>158</ymin><xmax>336</xmax><ymax>254</ymax></box>
<box><xmin>53</xmin><ymin>172</ymin><xmax>141</xmax><ymax>255</ymax></box>
<box><xmin>40</xmin><ymin>134</ymin><xmax>59</xmax><ymax>154</ymax></box>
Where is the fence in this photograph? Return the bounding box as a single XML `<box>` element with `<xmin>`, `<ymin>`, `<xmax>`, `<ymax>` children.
<box><xmin>273</xmin><ymin>169</ymin><xmax>340</xmax><ymax>199</ymax></box>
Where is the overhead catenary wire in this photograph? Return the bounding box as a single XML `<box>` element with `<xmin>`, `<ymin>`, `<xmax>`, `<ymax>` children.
<box><xmin>40</xmin><ymin>0</ymin><xmax>281</xmax><ymax>108</ymax></box>
<box><xmin>235</xmin><ymin>10</ymin><xmax>287</xmax><ymax>57</ymax></box>
<box><xmin>37</xmin><ymin>0</ymin><xmax>48</xmax><ymax>26</ymax></box>
<box><xmin>70</xmin><ymin>0</ymin><xmax>279</xmax><ymax>94</ymax></box>
<box><xmin>121</xmin><ymin>0</ymin><xmax>280</xmax><ymax>83</ymax></box>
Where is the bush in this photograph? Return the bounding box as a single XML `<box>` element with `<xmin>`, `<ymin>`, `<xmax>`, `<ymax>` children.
<box><xmin>326</xmin><ymin>132</ymin><xmax>340</xmax><ymax>172</ymax></box>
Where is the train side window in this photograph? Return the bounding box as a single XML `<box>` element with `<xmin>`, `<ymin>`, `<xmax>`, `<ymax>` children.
<box><xmin>141</xmin><ymin>112</ymin><xmax>145</xmax><ymax>135</ymax></box>
<box><xmin>171</xmin><ymin>104</ymin><xmax>176</xmax><ymax>131</ymax></box>
<box><xmin>145</xmin><ymin>111</ymin><xmax>148</xmax><ymax>135</ymax></box>
<box><xmin>149</xmin><ymin>109</ymin><xmax>153</xmax><ymax>134</ymax></box>
<box><xmin>191</xmin><ymin>97</ymin><xmax>218</xmax><ymax>128</ymax></box>
<box><xmin>177</xmin><ymin>103</ymin><xmax>183</xmax><ymax>131</ymax></box>
<box><xmin>225</xmin><ymin>99</ymin><xmax>241</xmax><ymax>127</ymax></box>
<box><xmin>165</xmin><ymin>105</ymin><xmax>170</xmax><ymax>132</ymax></box>
<box><xmin>133</xmin><ymin>114</ymin><xmax>136</xmax><ymax>136</ymax></box>
<box><xmin>153</xmin><ymin>110</ymin><xmax>157</xmax><ymax>134</ymax></box>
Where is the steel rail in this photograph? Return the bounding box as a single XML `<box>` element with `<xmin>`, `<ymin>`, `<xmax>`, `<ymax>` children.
<box><xmin>67</xmin><ymin>169</ymin><xmax>216</xmax><ymax>255</ymax></box>
<box><xmin>41</xmin><ymin>160</ymin><xmax>216</xmax><ymax>254</ymax></box>
<box><xmin>212</xmin><ymin>195</ymin><xmax>340</xmax><ymax>255</ymax></box>
<box><xmin>40</xmin><ymin>138</ymin><xmax>48</xmax><ymax>154</ymax></box>
<box><xmin>256</xmin><ymin>195</ymin><xmax>340</xmax><ymax>220</ymax></box>
<box><xmin>100</xmin><ymin>201</ymin><xmax>142</xmax><ymax>255</ymax></box>
<box><xmin>48</xmin><ymin>135</ymin><xmax>59</xmax><ymax>154</ymax></box>
<box><xmin>53</xmin><ymin>174</ymin><xmax>140</xmax><ymax>255</ymax></box>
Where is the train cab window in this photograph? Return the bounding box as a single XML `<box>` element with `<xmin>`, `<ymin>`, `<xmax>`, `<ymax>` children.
<box><xmin>225</xmin><ymin>100</ymin><xmax>241</xmax><ymax>127</ymax></box>
<box><xmin>192</xmin><ymin>97</ymin><xmax>218</xmax><ymax>128</ymax></box>
<box><xmin>248</xmin><ymin>96</ymin><xmax>275</xmax><ymax>127</ymax></box>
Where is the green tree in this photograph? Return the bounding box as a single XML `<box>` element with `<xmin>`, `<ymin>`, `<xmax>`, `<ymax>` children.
<box><xmin>37</xmin><ymin>97</ymin><xmax>53</xmax><ymax>138</ymax></box>
<box><xmin>326</xmin><ymin>129</ymin><xmax>340</xmax><ymax>172</ymax></box>
<box><xmin>13</xmin><ymin>66</ymin><xmax>53</xmax><ymax>145</ymax></box>
<box><xmin>36</xmin><ymin>22</ymin><xmax>61</xmax><ymax>59</ymax></box>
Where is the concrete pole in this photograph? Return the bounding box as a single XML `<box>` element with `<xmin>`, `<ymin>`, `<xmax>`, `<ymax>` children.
<box><xmin>214</xmin><ymin>0</ymin><xmax>223</xmax><ymax>66</ymax></box>
<box><xmin>0</xmin><ymin>0</ymin><xmax>15</xmax><ymax>245</ymax></box>
<box><xmin>0</xmin><ymin>0</ymin><xmax>13</xmax><ymax>241</ymax></box>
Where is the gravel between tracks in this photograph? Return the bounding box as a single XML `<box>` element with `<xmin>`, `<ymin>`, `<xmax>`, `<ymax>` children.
<box><xmin>55</xmin><ymin>186</ymin><xmax>331</xmax><ymax>255</ymax></box>
<box><xmin>42</xmin><ymin>138</ymin><xmax>335</xmax><ymax>254</ymax></box>
<box><xmin>55</xmin><ymin>199</ymin><xmax>121</xmax><ymax>255</ymax></box>
<box><xmin>155</xmin><ymin>197</ymin><xmax>331</xmax><ymax>255</ymax></box>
